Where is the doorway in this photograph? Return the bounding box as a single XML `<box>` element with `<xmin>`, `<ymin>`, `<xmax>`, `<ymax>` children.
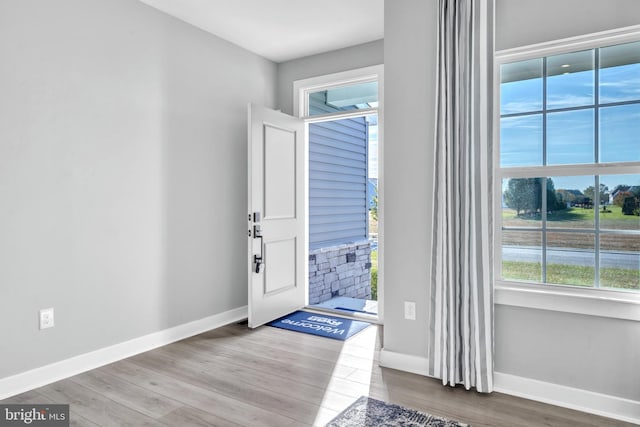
<box><xmin>294</xmin><ymin>66</ymin><xmax>383</xmax><ymax>321</ymax></box>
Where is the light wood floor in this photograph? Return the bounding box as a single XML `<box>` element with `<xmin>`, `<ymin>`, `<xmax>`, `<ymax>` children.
<box><xmin>2</xmin><ymin>321</ymin><xmax>633</xmax><ymax>426</ymax></box>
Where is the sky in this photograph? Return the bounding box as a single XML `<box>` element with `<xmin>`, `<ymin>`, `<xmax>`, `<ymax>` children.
<box><xmin>367</xmin><ymin>116</ymin><xmax>378</xmax><ymax>179</ymax></box>
<box><xmin>500</xmin><ymin>48</ymin><xmax>640</xmax><ymax>193</ymax></box>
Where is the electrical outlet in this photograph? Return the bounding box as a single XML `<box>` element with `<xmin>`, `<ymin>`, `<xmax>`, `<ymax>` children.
<box><xmin>39</xmin><ymin>308</ymin><xmax>54</xmax><ymax>330</ymax></box>
<box><xmin>404</xmin><ymin>301</ymin><xmax>416</xmax><ymax>320</ymax></box>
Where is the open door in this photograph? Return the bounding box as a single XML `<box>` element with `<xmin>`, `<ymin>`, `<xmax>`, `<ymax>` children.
<box><xmin>247</xmin><ymin>104</ymin><xmax>306</xmax><ymax>328</ymax></box>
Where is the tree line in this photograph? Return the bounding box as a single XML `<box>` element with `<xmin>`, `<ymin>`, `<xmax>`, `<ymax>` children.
<box><xmin>504</xmin><ymin>178</ymin><xmax>640</xmax><ymax>216</ymax></box>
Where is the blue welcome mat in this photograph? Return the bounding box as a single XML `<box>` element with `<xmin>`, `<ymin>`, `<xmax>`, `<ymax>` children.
<box><xmin>268</xmin><ymin>311</ymin><xmax>370</xmax><ymax>341</ymax></box>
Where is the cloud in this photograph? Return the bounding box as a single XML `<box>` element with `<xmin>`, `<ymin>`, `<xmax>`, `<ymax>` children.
<box><xmin>547</xmin><ymin>94</ymin><xmax>594</xmax><ymax>109</ymax></box>
<box><xmin>501</xmin><ymin>100</ymin><xmax>542</xmax><ymax>115</ymax></box>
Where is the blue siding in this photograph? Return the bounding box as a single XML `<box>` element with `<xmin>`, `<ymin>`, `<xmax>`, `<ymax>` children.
<box><xmin>309</xmin><ymin>116</ymin><xmax>368</xmax><ymax>249</ymax></box>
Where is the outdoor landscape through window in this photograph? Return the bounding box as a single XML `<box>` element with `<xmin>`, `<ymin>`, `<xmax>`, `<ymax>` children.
<box><xmin>498</xmin><ymin>39</ymin><xmax>640</xmax><ymax>291</ymax></box>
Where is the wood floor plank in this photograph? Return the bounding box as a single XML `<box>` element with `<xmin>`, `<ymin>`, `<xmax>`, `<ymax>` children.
<box><xmin>100</xmin><ymin>360</ymin><xmax>298</xmax><ymax>427</ymax></box>
<box><xmin>179</xmin><ymin>330</ymin><xmax>364</xmax><ymax>380</ymax></box>
<box><xmin>3</xmin><ymin>389</ymin><xmax>55</xmax><ymax>404</ymax></box>
<box><xmin>69</xmin><ymin>369</ymin><xmax>183</xmax><ymax>419</ymax></box>
<box><xmin>200</xmin><ymin>321</ymin><xmax>380</xmax><ymax>363</ymax></box>
<box><xmin>167</xmin><ymin>339</ymin><xmax>359</xmax><ymax>391</ymax></box>
<box><xmin>157</xmin><ymin>406</ymin><xmax>242</xmax><ymax>427</ymax></box>
<box><xmin>171</xmin><ymin>337</ymin><xmax>374</xmax><ymax>403</ymax></box>
<box><xmin>152</xmin><ymin>339</ymin><xmax>363</xmax><ymax>413</ymax></box>
<box><xmin>37</xmin><ymin>380</ymin><xmax>167</xmax><ymax>426</ymax></box>
<box><xmin>2</xmin><ymin>322</ymin><xmax>634</xmax><ymax>427</ymax></box>
<box><xmin>2</xmin><ymin>388</ymin><xmax>100</xmax><ymax>426</ymax></box>
<box><xmin>128</xmin><ymin>347</ymin><xmax>333</xmax><ymax>425</ymax></box>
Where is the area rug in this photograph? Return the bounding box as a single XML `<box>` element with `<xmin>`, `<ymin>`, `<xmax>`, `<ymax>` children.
<box><xmin>267</xmin><ymin>311</ymin><xmax>370</xmax><ymax>341</ymax></box>
<box><xmin>326</xmin><ymin>396</ymin><xmax>469</xmax><ymax>427</ymax></box>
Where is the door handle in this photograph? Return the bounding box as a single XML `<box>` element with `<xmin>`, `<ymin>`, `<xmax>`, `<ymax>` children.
<box><xmin>254</xmin><ymin>237</ymin><xmax>264</xmax><ymax>274</ymax></box>
<box><xmin>254</xmin><ymin>253</ymin><xmax>264</xmax><ymax>274</ymax></box>
<box><xmin>252</xmin><ymin>211</ymin><xmax>264</xmax><ymax>273</ymax></box>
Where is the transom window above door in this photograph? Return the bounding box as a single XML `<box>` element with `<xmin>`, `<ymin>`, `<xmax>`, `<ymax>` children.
<box><xmin>307</xmin><ymin>80</ymin><xmax>378</xmax><ymax>116</ymax></box>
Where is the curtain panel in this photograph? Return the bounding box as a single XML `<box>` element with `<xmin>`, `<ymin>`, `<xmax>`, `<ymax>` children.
<box><xmin>428</xmin><ymin>0</ymin><xmax>495</xmax><ymax>393</ymax></box>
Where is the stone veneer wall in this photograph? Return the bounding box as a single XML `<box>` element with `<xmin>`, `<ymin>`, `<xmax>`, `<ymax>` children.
<box><xmin>309</xmin><ymin>241</ymin><xmax>371</xmax><ymax>304</ymax></box>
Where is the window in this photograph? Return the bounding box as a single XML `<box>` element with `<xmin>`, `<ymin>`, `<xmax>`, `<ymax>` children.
<box><xmin>496</xmin><ymin>38</ymin><xmax>640</xmax><ymax>293</ymax></box>
<box><xmin>307</xmin><ymin>80</ymin><xmax>378</xmax><ymax>116</ymax></box>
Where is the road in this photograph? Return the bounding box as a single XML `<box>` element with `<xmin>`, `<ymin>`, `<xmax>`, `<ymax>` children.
<box><xmin>503</xmin><ymin>246</ymin><xmax>640</xmax><ymax>269</ymax></box>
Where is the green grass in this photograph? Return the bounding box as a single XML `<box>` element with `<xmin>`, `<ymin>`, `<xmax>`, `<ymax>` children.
<box><xmin>503</xmin><ymin>205</ymin><xmax>638</xmax><ymax>223</ymax></box>
<box><xmin>502</xmin><ymin>203</ymin><xmax>640</xmax><ymax>255</ymax></box>
<box><xmin>502</xmin><ymin>261</ymin><xmax>639</xmax><ymax>290</ymax></box>
<box><xmin>370</xmin><ymin>250</ymin><xmax>378</xmax><ymax>300</ymax></box>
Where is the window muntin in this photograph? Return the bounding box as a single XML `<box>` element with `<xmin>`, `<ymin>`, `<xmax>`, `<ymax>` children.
<box><xmin>498</xmin><ymin>40</ymin><xmax>640</xmax><ymax>292</ymax></box>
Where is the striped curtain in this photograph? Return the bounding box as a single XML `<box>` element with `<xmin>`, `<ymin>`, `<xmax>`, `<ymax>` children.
<box><xmin>428</xmin><ymin>0</ymin><xmax>494</xmax><ymax>393</ymax></box>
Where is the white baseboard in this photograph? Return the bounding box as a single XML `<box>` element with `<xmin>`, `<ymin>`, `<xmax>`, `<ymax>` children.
<box><xmin>0</xmin><ymin>306</ymin><xmax>248</xmax><ymax>400</ymax></box>
<box><xmin>377</xmin><ymin>351</ymin><xmax>639</xmax><ymax>425</ymax></box>
<box><xmin>379</xmin><ymin>348</ymin><xmax>430</xmax><ymax>377</ymax></box>
<box><xmin>494</xmin><ymin>372</ymin><xmax>640</xmax><ymax>425</ymax></box>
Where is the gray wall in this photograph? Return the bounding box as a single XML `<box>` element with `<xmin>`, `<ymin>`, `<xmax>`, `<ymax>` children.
<box><xmin>276</xmin><ymin>40</ymin><xmax>384</xmax><ymax>115</ymax></box>
<box><xmin>494</xmin><ymin>0</ymin><xmax>640</xmax><ymax>402</ymax></box>
<box><xmin>383</xmin><ymin>0</ymin><xmax>640</xmax><ymax>402</ymax></box>
<box><xmin>383</xmin><ymin>0</ymin><xmax>436</xmax><ymax>358</ymax></box>
<box><xmin>0</xmin><ymin>0</ymin><xmax>276</xmax><ymax>378</ymax></box>
<box><xmin>496</xmin><ymin>0</ymin><xmax>640</xmax><ymax>51</ymax></box>
<box><xmin>496</xmin><ymin>306</ymin><xmax>640</xmax><ymax>400</ymax></box>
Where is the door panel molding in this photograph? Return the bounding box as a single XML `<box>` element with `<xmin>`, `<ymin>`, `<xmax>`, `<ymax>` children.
<box><xmin>248</xmin><ymin>104</ymin><xmax>306</xmax><ymax>328</ymax></box>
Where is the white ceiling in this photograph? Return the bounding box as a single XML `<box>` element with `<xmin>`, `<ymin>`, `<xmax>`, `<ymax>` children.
<box><xmin>138</xmin><ymin>0</ymin><xmax>384</xmax><ymax>63</ymax></box>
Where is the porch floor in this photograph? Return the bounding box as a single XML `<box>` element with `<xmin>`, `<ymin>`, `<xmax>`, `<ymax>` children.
<box><xmin>311</xmin><ymin>296</ymin><xmax>378</xmax><ymax>316</ymax></box>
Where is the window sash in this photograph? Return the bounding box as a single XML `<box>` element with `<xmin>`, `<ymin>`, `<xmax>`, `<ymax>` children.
<box><xmin>495</xmin><ymin>28</ymin><xmax>640</xmax><ymax>294</ymax></box>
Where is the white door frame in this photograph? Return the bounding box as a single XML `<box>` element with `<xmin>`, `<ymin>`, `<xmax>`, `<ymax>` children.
<box><xmin>293</xmin><ymin>65</ymin><xmax>385</xmax><ymax>323</ymax></box>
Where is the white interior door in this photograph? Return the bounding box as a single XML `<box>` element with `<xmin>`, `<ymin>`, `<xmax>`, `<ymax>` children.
<box><xmin>247</xmin><ymin>104</ymin><xmax>306</xmax><ymax>328</ymax></box>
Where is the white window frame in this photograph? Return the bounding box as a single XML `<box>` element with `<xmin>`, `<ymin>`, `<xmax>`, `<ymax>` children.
<box><xmin>494</xmin><ymin>25</ymin><xmax>640</xmax><ymax>321</ymax></box>
<box><xmin>293</xmin><ymin>65</ymin><xmax>385</xmax><ymax>322</ymax></box>
<box><xmin>293</xmin><ymin>65</ymin><xmax>382</xmax><ymax>119</ymax></box>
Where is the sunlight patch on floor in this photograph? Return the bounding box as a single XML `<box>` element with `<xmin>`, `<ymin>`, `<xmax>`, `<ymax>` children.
<box><xmin>313</xmin><ymin>325</ymin><xmax>378</xmax><ymax>426</ymax></box>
